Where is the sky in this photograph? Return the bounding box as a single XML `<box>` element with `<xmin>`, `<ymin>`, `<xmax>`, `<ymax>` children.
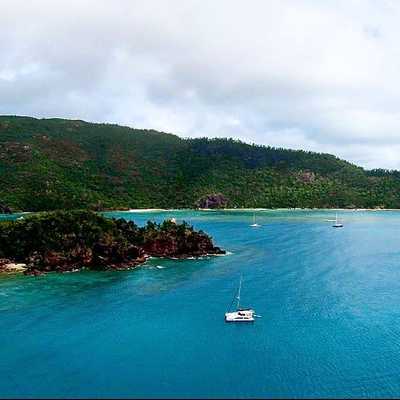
<box><xmin>1</xmin><ymin>0</ymin><xmax>400</xmax><ymax>169</ymax></box>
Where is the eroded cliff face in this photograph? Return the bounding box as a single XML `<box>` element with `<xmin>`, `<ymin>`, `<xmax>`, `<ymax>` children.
<box><xmin>142</xmin><ymin>229</ymin><xmax>225</xmax><ymax>258</ymax></box>
<box><xmin>196</xmin><ymin>193</ymin><xmax>228</xmax><ymax>209</ymax></box>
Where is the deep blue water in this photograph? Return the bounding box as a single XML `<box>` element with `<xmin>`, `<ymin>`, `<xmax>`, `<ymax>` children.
<box><xmin>2</xmin><ymin>209</ymin><xmax>400</xmax><ymax>398</ymax></box>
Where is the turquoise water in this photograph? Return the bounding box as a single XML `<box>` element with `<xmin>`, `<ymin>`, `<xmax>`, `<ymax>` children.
<box><xmin>2</xmin><ymin>209</ymin><xmax>400</xmax><ymax>398</ymax></box>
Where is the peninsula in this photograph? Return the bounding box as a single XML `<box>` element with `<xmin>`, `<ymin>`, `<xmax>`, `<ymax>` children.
<box><xmin>0</xmin><ymin>210</ymin><xmax>225</xmax><ymax>275</ymax></box>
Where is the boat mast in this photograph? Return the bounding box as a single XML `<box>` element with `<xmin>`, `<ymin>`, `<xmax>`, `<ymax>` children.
<box><xmin>237</xmin><ymin>274</ymin><xmax>242</xmax><ymax>310</ymax></box>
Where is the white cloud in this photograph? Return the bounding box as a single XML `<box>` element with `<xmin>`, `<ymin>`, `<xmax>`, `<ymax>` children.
<box><xmin>1</xmin><ymin>0</ymin><xmax>400</xmax><ymax>168</ymax></box>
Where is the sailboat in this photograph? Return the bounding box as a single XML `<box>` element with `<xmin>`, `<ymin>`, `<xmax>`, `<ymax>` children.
<box><xmin>225</xmin><ymin>275</ymin><xmax>257</xmax><ymax>322</ymax></box>
<box><xmin>250</xmin><ymin>213</ymin><xmax>260</xmax><ymax>227</ymax></box>
<box><xmin>332</xmin><ymin>212</ymin><xmax>343</xmax><ymax>228</ymax></box>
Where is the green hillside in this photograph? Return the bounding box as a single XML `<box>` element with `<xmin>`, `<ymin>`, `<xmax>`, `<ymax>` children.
<box><xmin>1</xmin><ymin>115</ymin><xmax>399</xmax><ymax>211</ymax></box>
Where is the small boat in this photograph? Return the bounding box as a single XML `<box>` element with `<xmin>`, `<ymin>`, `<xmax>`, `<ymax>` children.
<box><xmin>332</xmin><ymin>213</ymin><xmax>343</xmax><ymax>228</ymax></box>
<box><xmin>225</xmin><ymin>275</ymin><xmax>257</xmax><ymax>322</ymax></box>
<box><xmin>250</xmin><ymin>213</ymin><xmax>260</xmax><ymax>227</ymax></box>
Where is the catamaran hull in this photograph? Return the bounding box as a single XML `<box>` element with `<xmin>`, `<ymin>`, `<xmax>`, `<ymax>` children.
<box><xmin>225</xmin><ymin>317</ymin><xmax>255</xmax><ymax>322</ymax></box>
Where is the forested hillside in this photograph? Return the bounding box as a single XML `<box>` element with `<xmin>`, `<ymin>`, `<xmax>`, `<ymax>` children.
<box><xmin>1</xmin><ymin>115</ymin><xmax>399</xmax><ymax>211</ymax></box>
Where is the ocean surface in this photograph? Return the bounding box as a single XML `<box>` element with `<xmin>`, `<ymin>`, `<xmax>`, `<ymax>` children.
<box><xmin>1</xmin><ymin>209</ymin><xmax>400</xmax><ymax>398</ymax></box>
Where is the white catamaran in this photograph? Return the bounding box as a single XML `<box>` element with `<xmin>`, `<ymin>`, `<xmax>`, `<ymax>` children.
<box><xmin>225</xmin><ymin>275</ymin><xmax>257</xmax><ymax>322</ymax></box>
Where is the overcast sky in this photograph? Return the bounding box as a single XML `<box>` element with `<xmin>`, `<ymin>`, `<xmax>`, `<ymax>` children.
<box><xmin>2</xmin><ymin>0</ymin><xmax>400</xmax><ymax>169</ymax></box>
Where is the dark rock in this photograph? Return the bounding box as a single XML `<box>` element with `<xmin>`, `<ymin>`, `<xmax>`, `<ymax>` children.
<box><xmin>0</xmin><ymin>203</ymin><xmax>12</xmax><ymax>214</ymax></box>
<box><xmin>24</xmin><ymin>268</ymin><xmax>44</xmax><ymax>276</ymax></box>
<box><xmin>196</xmin><ymin>193</ymin><xmax>228</xmax><ymax>209</ymax></box>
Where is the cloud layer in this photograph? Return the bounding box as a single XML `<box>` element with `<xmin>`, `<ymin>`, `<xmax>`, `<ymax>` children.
<box><xmin>2</xmin><ymin>0</ymin><xmax>400</xmax><ymax>169</ymax></box>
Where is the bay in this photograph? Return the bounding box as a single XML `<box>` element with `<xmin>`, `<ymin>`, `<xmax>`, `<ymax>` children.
<box><xmin>1</xmin><ymin>210</ymin><xmax>400</xmax><ymax>398</ymax></box>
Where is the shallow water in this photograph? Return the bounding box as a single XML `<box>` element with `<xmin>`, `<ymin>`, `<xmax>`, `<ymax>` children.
<box><xmin>1</xmin><ymin>209</ymin><xmax>400</xmax><ymax>398</ymax></box>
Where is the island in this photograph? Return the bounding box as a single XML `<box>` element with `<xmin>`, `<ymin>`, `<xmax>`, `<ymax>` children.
<box><xmin>0</xmin><ymin>210</ymin><xmax>225</xmax><ymax>275</ymax></box>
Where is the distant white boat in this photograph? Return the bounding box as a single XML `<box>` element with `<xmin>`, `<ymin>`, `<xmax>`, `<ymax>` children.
<box><xmin>250</xmin><ymin>213</ymin><xmax>260</xmax><ymax>227</ymax></box>
<box><xmin>332</xmin><ymin>213</ymin><xmax>343</xmax><ymax>228</ymax></box>
<box><xmin>225</xmin><ymin>275</ymin><xmax>258</xmax><ymax>323</ymax></box>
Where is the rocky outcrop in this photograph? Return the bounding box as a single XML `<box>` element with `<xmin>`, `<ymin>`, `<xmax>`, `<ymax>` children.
<box><xmin>24</xmin><ymin>245</ymin><xmax>148</xmax><ymax>275</ymax></box>
<box><xmin>0</xmin><ymin>258</ymin><xmax>27</xmax><ymax>273</ymax></box>
<box><xmin>0</xmin><ymin>203</ymin><xmax>12</xmax><ymax>214</ymax></box>
<box><xmin>142</xmin><ymin>222</ymin><xmax>225</xmax><ymax>258</ymax></box>
<box><xmin>0</xmin><ymin>141</ymin><xmax>32</xmax><ymax>164</ymax></box>
<box><xmin>297</xmin><ymin>171</ymin><xmax>316</xmax><ymax>184</ymax></box>
<box><xmin>0</xmin><ymin>210</ymin><xmax>225</xmax><ymax>275</ymax></box>
<box><xmin>196</xmin><ymin>193</ymin><xmax>228</xmax><ymax>209</ymax></box>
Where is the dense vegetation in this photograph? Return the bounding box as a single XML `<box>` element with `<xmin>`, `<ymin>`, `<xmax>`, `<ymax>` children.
<box><xmin>1</xmin><ymin>115</ymin><xmax>400</xmax><ymax>210</ymax></box>
<box><xmin>0</xmin><ymin>210</ymin><xmax>224</xmax><ymax>274</ymax></box>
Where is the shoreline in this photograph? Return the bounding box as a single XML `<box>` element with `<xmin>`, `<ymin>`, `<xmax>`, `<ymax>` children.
<box><xmin>0</xmin><ymin>250</ymin><xmax>233</xmax><ymax>277</ymax></box>
<box><xmin>2</xmin><ymin>208</ymin><xmax>399</xmax><ymax>218</ymax></box>
<box><xmin>108</xmin><ymin>207</ymin><xmax>400</xmax><ymax>212</ymax></box>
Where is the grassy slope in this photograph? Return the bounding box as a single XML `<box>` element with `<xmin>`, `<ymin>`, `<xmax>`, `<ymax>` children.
<box><xmin>1</xmin><ymin>115</ymin><xmax>399</xmax><ymax>211</ymax></box>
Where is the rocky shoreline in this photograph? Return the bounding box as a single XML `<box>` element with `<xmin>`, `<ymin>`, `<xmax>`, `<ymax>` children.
<box><xmin>0</xmin><ymin>258</ymin><xmax>28</xmax><ymax>274</ymax></box>
<box><xmin>0</xmin><ymin>210</ymin><xmax>225</xmax><ymax>276</ymax></box>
